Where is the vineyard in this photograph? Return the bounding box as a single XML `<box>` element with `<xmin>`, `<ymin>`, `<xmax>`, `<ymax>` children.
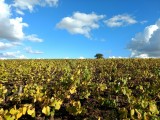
<box><xmin>0</xmin><ymin>59</ymin><xmax>160</xmax><ymax>120</ymax></box>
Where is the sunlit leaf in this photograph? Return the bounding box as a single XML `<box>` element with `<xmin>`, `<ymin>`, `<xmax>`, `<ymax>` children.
<box><xmin>27</xmin><ymin>107</ymin><xmax>35</xmax><ymax>117</ymax></box>
<box><xmin>135</xmin><ymin>109</ymin><xmax>142</xmax><ymax>119</ymax></box>
<box><xmin>22</xmin><ymin>106</ymin><xmax>27</xmax><ymax>115</ymax></box>
<box><xmin>0</xmin><ymin>108</ymin><xmax>4</xmax><ymax>114</ymax></box>
<box><xmin>3</xmin><ymin>89</ymin><xmax>7</xmax><ymax>94</ymax></box>
<box><xmin>99</xmin><ymin>83</ymin><xmax>107</xmax><ymax>91</ymax></box>
<box><xmin>42</xmin><ymin>106</ymin><xmax>50</xmax><ymax>116</ymax></box>
<box><xmin>4</xmin><ymin>115</ymin><xmax>15</xmax><ymax>120</ymax></box>
<box><xmin>130</xmin><ymin>109</ymin><xmax>135</xmax><ymax>119</ymax></box>
<box><xmin>16</xmin><ymin>112</ymin><xmax>22</xmax><ymax>119</ymax></box>
<box><xmin>9</xmin><ymin>108</ymin><xmax>17</xmax><ymax>115</ymax></box>
<box><xmin>69</xmin><ymin>86</ymin><xmax>76</xmax><ymax>94</ymax></box>
<box><xmin>50</xmin><ymin>99</ymin><xmax>63</xmax><ymax>110</ymax></box>
<box><xmin>149</xmin><ymin>102</ymin><xmax>159</xmax><ymax>115</ymax></box>
<box><xmin>0</xmin><ymin>98</ymin><xmax>3</xmax><ymax>104</ymax></box>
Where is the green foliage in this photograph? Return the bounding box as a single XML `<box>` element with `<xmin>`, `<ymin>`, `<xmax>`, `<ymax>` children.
<box><xmin>94</xmin><ymin>53</ymin><xmax>104</xmax><ymax>59</ymax></box>
<box><xmin>0</xmin><ymin>59</ymin><xmax>160</xmax><ymax>119</ymax></box>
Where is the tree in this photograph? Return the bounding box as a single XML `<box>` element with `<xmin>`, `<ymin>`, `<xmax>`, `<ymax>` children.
<box><xmin>94</xmin><ymin>53</ymin><xmax>104</xmax><ymax>59</ymax></box>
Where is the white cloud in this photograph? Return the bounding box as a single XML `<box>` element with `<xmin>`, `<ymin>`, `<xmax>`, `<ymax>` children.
<box><xmin>13</xmin><ymin>0</ymin><xmax>41</xmax><ymax>12</ymax></box>
<box><xmin>79</xmin><ymin>56</ymin><xmax>85</xmax><ymax>59</ymax></box>
<box><xmin>16</xmin><ymin>9</ymin><xmax>24</xmax><ymax>15</ymax></box>
<box><xmin>12</xmin><ymin>0</ymin><xmax>59</xmax><ymax>13</ymax></box>
<box><xmin>0</xmin><ymin>42</ymin><xmax>14</xmax><ymax>50</ymax></box>
<box><xmin>0</xmin><ymin>0</ymin><xmax>28</xmax><ymax>41</ymax></box>
<box><xmin>0</xmin><ymin>41</ymin><xmax>23</xmax><ymax>50</ymax></box>
<box><xmin>19</xmin><ymin>55</ymin><xmax>27</xmax><ymax>59</ymax></box>
<box><xmin>25</xmin><ymin>47</ymin><xmax>44</xmax><ymax>54</ymax></box>
<box><xmin>0</xmin><ymin>51</ymin><xmax>27</xmax><ymax>59</ymax></box>
<box><xmin>104</xmin><ymin>14</ymin><xmax>137</xmax><ymax>27</ymax></box>
<box><xmin>140</xmin><ymin>20</ymin><xmax>148</xmax><ymax>24</ymax></box>
<box><xmin>65</xmin><ymin>57</ymin><xmax>69</xmax><ymax>59</ymax></box>
<box><xmin>0</xmin><ymin>0</ymin><xmax>10</xmax><ymax>19</ymax></box>
<box><xmin>127</xmin><ymin>19</ymin><xmax>160</xmax><ymax>58</ymax></box>
<box><xmin>56</xmin><ymin>12</ymin><xmax>105</xmax><ymax>38</ymax></box>
<box><xmin>45</xmin><ymin>0</ymin><xmax>58</xmax><ymax>7</ymax></box>
<box><xmin>109</xmin><ymin>56</ymin><xmax>123</xmax><ymax>58</ymax></box>
<box><xmin>25</xmin><ymin>34</ymin><xmax>43</xmax><ymax>42</ymax></box>
<box><xmin>0</xmin><ymin>51</ymin><xmax>20</xmax><ymax>58</ymax></box>
<box><xmin>0</xmin><ymin>0</ymin><xmax>43</xmax><ymax>58</ymax></box>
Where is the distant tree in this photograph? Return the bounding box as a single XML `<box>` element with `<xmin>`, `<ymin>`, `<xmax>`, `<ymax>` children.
<box><xmin>94</xmin><ymin>53</ymin><xmax>104</xmax><ymax>59</ymax></box>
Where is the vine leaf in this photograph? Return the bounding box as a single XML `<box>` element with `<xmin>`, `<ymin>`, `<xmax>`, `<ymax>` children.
<box><xmin>42</xmin><ymin>106</ymin><xmax>50</xmax><ymax>116</ymax></box>
<box><xmin>149</xmin><ymin>102</ymin><xmax>159</xmax><ymax>115</ymax></box>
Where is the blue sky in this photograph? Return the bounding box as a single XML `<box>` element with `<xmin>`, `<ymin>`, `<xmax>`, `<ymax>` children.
<box><xmin>0</xmin><ymin>0</ymin><xmax>160</xmax><ymax>59</ymax></box>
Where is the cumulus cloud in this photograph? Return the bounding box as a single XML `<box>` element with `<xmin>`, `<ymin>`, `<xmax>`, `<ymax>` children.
<box><xmin>0</xmin><ymin>51</ymin><xmax>27</xmax><ymax>59</ymax></box>
<box><xmin>0</xmin><ymin>0</ymin><xmax>28</xmax><ymax>41</ymax></box>
<box><xmin>12</xmin><ymin>0</ymin><xmax>59</xmax><ymax>13</ymax></box>
<box><xmin>104</xmin><ymin>14</ymin><xmax>137</xmax><ymax>27</ymax></box>
<box><xmin>0</xmin><ymin>0</ymin><xmax>43</xmax><ymax>57</ymax></box>
<box><xmin>25</xmin><ymin>34</ymin><xmax>43</xmax><ymax>42</ymax></box>
<box><xmin>0</xmin><ymin>41</ymin><xmax>22</xmax><ymax>51</ymax></box>
<box><xmin>127</xmin><ymin>19</ymin><xmax>160</xmax><ymax>58</ymax></box>
<box><xmin>25</xmin><ymin>47</ymin><xmax>44</xmax><ymax>54</ymax></box>
<box><xmin>56</xmin><ymin>12</ymin><xmax>105</xmax><ymax>38</ymax></box>
<box><xmin>0</xmin><ymin>42</ymin><xmax>15</xmax><ymax>50</ymax></box>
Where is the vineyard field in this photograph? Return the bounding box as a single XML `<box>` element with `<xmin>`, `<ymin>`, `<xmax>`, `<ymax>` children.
<box><xmin>0</xmin><ymin>59</ymin><xmax>160</xmax><ymax>120</ymax></box>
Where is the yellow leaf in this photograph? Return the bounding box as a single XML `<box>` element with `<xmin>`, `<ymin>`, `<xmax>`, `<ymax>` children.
<box><xmin>4</xmin><ymin>110</ymin><xmax>8</xmax><ymax>114</ymax></box>
<box><xmin>70</xmin><ymin>76</ymin><xmax>74</xmax><ymax>81</ymax></box>
<box><xmin>69</xmin><ymin>86</ymin><xmax>76</xmax><ymax>94</ymax></box>
<box><xmin>27</xmin><ymin>108</ymin><xmax>35</xmax><ymax>117</ymax></box>
<box><xmin>77</xmin><ymin>70</ymin><xmax>80</xmax><ymax>75</ymax></box>
<box><xmin>3</xmin><ymin>89</ymin><xmax>7</xmax><ymax>94</ymax></box>
<box><xmin>31</xmin><ymin>111</ymin><xmax>35</xmax><ymax>118</ymax></box>
<box><xmin>149</xmin><ymin>102</ymin><xmax>159</xmax><ymax>115</ymax></box>
<box><xmin>67</xmin><ymin>101</ymin><xmax>82</xmax><ymax>115</ymax></box>
<box><xmin>9</xmin><ymin>97</ymin><xmax>13</xmax><ymax>101</ymax></box>
<box><xmin>55</xmin><ymin>100</ymin><xmax>63</xmax><ymax>110</ymax></box>
<box><xmin>0</xmin><ymin>98</ymin><xmax>3</xmax><ymax>104</ymax></box>
<box><xmin>135</xmin><ymin>109</ymin><xmax>142</xmax><ymax>119</ymax></box>
<box><xmin>9</xmin><ymin>108</ymin><xmax>17</xmax><ymax>115</ymax></box>
<box><xmin>22</xmin><ymin>106</ymin><xmax>27</xmax><ymax>115</ymax></box>
<box><xmin>4</xmin><ymin>115</ymin><xmax>15</xmax><ymax>120</ymax></box>
<box><xmin>130</xmin><ymin>109</ymin><xmax>135</xmax><ymax>119</ymax></box>
<box><xmin>16</xmin><ymin>112</ymin><xmax>22</xmax><ymax>119</ymax></box>
<box><xmin>37</xmin><ymin>97</ymin><xmax>42</xmax><ymax>102</ymax></box>
<box><xmin>66</xmin><ymin>95</ymin><xmax>70</xmax><ymax>99</ymax></box>
<box><xmin>99</xmin><ymin>83</ymin><xmax>107</xmax><ymax>91</ymax></box>
<box><xmin>144</xmin><ymin>112</ymin><xmax>149</xmax><ymax>120</ymax></box>
<box><xmin>0</xmin><ymin>108</ymin><xmax>4</xmax><ymax>114</ymax></box>
<box><xmin>50</xmin><ymin>99</ymin><xmax>63</xmax><ymax>110</ymax></box>
<box><xmin>42</xmin><ymin>106</ymin><xmax>50</xmax><ymax>116</ymax></box>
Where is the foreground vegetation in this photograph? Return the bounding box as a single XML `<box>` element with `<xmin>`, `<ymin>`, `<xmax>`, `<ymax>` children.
<box><xmin>0</xmin><ymin>59</ymin><xmax>160</xmax><ymax>120</ymax></box>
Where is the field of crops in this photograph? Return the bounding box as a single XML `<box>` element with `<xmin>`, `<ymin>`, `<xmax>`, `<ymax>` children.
<box><xmin>0</xmin><ymin>59</ymin><xmax>160</xmax><ymax>120</ymax></box>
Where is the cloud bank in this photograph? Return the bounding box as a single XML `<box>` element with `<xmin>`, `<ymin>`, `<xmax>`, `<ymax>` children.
<box><xmin>0</xmin><ymin>51</ymin><xmax>27</xmax><ymax>59</ymax></box>
<box><xmin>0</xmin><ymin>0</ymin><xmax>45</xmax><ymax>59</ymax></box>
<box><xmin>127</xmin><ymin>19</ymin><xmax>160</xmax><ymax>58</ymax></box>
<box><xmin>0</xmin><ymin>0</ymin><xmax>28</xmax><ymax>41</ymax></box>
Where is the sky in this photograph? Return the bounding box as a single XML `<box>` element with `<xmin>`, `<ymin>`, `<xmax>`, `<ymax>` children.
<box><xmin>0</xmin><ymin>0</ymin><xmax>160</xmax><ymax>59</ymax></box>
